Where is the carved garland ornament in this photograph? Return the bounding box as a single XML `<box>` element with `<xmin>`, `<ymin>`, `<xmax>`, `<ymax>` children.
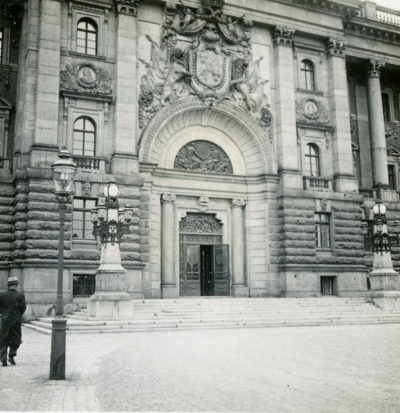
<box><xmin>60</xmin><ymin>63</ymin><xmax>113</xmax><ymax>96</ymax></box>
<box><xmin>174</xmin><ymin>140</ymin><xmax>233</xmax><ymax>174</ymax></box>
<box><xmin>138</xmin><ymin>0</ymin><xmax>271</xmax><ymax>133</ymax></box>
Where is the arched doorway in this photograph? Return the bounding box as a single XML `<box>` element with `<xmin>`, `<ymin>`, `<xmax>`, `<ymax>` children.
<box><xmin>179</xmin><ymin>213</ymin><xmax>229</xmax><ymax>296</ymax></box>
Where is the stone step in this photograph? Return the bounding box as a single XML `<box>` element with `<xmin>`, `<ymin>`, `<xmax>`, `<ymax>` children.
<box><xmin>25</xmin><ymin>317</ymin><xmax>400</xmax><ymax>335</ymax></box>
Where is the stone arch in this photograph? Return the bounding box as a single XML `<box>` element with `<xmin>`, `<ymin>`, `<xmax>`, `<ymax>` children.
<box><xmin>138</xmin><ymin>97</ymin><xmax>275</xmax><ymax>176</ymax></box>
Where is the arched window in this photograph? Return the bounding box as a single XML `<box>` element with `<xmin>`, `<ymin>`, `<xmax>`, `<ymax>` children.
<box><xmin>77</xmin><ymin>18</ymin><xmax>97</xmax><ymax>55</ymax></box>
<box><xmin>305</xmin><ymin>143</ymin><xmax>320</xmax><ymax>177</ymax></box>
<box><xmin>73</xmin><ymin>117</ymin><xmax>96</xmax><ymax>157</ymax></box>
<box><xmin>300</xmin><ymin>59</ymin><xmax>315</xmax><ymax>91</ymax></box>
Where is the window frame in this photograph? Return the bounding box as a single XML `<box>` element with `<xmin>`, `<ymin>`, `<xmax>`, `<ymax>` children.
<box><xmin>76</xmin><ymin>18</ymin><xmax>98</xmax><ymax>56</ymax></box>
<box><xmin>300</xmin><ymin>59</ymin><xmax>315</xmax><ymax>91</ymax></box>
<box><xmin>73</xmin><ymin>273</ymin><xmax>96</xmax><ymax>297</ymax></box>
<box><xmin>72</xmin><ymin>116</ymin><xmax>96</xmax><ymax>157</ymax></box>
<box><xmin>72</xmin><ymin>197</ymin><xmax>97</xmax><ymax>240</ymax></box>
<box><xmin>388</xmin><ymin>164</ymin><xmax>397</xmax><ymax>190</ymax></box>
<box><xmin>304</xmin><ymin>143</ymin><xmax>321</xmax><ymax>177</ymax></box>
<box><xmin>315</xmin><ymin>212</ymin><xmax>332</xmax><ymax>249</ymax></box>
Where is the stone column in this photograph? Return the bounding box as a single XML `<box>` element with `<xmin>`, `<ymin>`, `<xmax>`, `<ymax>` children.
<box><xmin>231</xmin><ymin>198</ymin><xmax>247</xmax><ymax>297</ymax></box>
<box><xmin>327</xmin><ymin>39</ymin><xmax>358</xmax><ymax>192</ymax></box>
<box><xmin>273</xmin><ymin>26</ymin><xmax>302</xmax><ymax>189</ymax></box>
<box><xmin>367</xmin><ymin>60</ymin><xmax>389</xmax><ymax>189</ymax></box>
<box><xmin>31</xmin><ymin>0</ymin><xmax>62</xmax><ymax>166</ymax></box>
<box><xmin>112</xmin><ymin>0</ymin><xmax>139</xmax><ymax>175</ymax></box>
<box><xmin>161</xmin><ymin>194</ymin><xmax>177</xmax><ymax>298</ymax></box>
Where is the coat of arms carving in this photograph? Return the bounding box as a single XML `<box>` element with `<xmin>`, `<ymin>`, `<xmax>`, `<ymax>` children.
<box><xmin>139</xmin><ymin>0</ymin><xmax>271</xmax><ymax>131</ymax></box>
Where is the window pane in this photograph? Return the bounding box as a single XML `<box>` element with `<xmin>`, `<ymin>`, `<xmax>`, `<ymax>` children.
<box><xmin>86</xmin><ymin>200</ymin><xmax>96</xmax><ymax>209</ymax></box>
<box><xmin>74</xmin><ymin>198</ymin><xmax>83</xmax><ymax>209</ymax></box>
<box><xmin>84</xmin><ymin>119</ymin><xmax>95</xmax><ymax>132</ymax></box>
<box><xmin>74</xmin><ymin>118</ymin><xmax>84</xmax><ymax>129</ymax></box>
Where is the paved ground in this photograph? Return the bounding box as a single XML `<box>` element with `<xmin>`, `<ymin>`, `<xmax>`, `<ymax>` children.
<box><xmin>1</xmin><ymin>324</ymin><xmax>400</xmax><ymax>412</ymax></box>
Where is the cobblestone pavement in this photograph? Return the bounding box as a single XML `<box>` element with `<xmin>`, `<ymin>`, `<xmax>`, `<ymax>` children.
<box><xmin>1</xmin><ymin>324</ymin><xmax>400</xmax><ymax>412</ymax></box>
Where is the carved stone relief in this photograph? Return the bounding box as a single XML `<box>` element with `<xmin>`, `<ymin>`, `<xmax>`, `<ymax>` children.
<box><xmin>174</xmin><ymin>140</ymin><xmax>233</xmax><ymax>174</ymax></box>
<box><xmin>138</xmin><ymin>0</ymin><xmax>271</xmax><ymax>135</ymax></box>
<box><xmin>179</xmin><ymin>213</ymin><xmax>222</xmax><ymax>234</ymax></box>
<box><xmin>296</xmin><ymin>97</ymin><xmax>330</xmax><ymax>126</ymax></box>
<box><xmin>60</xmin><ymin>63</ymin><xmax>113</xmax><ymax>96</ymax></box>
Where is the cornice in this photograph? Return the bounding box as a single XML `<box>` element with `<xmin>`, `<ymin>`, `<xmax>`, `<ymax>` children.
<box><xmin>344</xmin><ymin>18</ymin><xmax>400</xmax><ymax>44</ymax></box>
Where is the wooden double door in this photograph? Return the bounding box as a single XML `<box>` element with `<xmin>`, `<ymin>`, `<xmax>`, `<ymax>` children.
<box><xmin>180</xmin><ymin>244</ymin><xmax>230</xmax><ymax>296</ymax></box>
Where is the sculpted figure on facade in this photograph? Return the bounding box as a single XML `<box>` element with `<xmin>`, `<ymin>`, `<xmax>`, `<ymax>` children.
<box><xmin>138</xmin><ymin>0</ymin><xmax>271</xmax><ymax>132</ymax></box>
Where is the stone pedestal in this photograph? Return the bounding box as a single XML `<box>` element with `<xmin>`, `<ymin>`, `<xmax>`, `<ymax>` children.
<box><xmin>88</xmin><ymin>244</ymin><xmax>134</xmax><ymax>319</ymax></box>
<box><xmin>369</xmin><ymin>251</ymin><xmax>400</xmax><ymax>310</ymax></box>
<box><xmin>231</xmin><ymin>199</ymin><xmax>247</xmax><ymax>296</ymax></box>
<box><xmin>161</xmin><ymin>194</ymin><xmax>176</xmax><ymax>296</ymax></box>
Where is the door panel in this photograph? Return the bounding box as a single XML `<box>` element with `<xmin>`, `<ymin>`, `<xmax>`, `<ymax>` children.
<box><xmin>213</xmin><ymin>244</ymin><xmax>230</xmax><ymax>296</ymax></box>
<box><xmin>179</xmin><ymin>244</ymin><xmax>200</xmax><ymax>296</ymax></box>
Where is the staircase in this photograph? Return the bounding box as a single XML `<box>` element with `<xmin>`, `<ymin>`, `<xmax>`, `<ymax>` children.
<box><xmin>25</xmin><ymin>297</ymin><xmax>400</xmax><ymax>334</ymax></box>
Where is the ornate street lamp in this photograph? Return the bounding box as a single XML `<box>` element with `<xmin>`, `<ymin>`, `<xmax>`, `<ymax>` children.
<box><xmin>49</xmin><ymin>149</ymin><xmax>77</xmax><ymax>380</ymax></box>
<box><xmin>91</xmin><ymin>178</ymin><xmax>133</xmax><ymax>246</ymax></box>
<box><xmin>88</xmin><ymin>179</ymin><xmax>134</xmax><ymax>319</ymax></box>
<box><xmin>371</xmin><ymin>200</ymin><xmax>399</xmax><ymax>254</ymax></box>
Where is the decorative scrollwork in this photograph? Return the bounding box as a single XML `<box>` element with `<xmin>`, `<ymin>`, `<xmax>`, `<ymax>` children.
<box><xmin>174</xmin><ymin>140</ymin><xmax>233</xmax><ymax>174</ymax></box>
<box><xmin>179</xmin><ymin>213</ymin><xmax>222</xmax><ymax>234</ymax></box>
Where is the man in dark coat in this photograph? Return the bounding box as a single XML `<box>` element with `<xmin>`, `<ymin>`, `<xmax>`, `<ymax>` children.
<box><xmin>0</xmin><ymin>276</ymin><xmax>26</xmax><ymax>366</ymax></box>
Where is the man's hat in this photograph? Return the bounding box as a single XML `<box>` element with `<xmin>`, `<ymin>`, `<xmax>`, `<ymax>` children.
<box><xmin>7</xmin><ymin>276</ymin><xmax>18</xmax><ymax>285</ymax></box>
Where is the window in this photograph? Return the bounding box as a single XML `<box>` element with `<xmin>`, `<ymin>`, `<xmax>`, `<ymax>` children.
<box><xmin>315</xmin><ymin>212</ymin><xmax>331</xmax><ymax>248</ymax></box>
<box><xmin>305</xmin><ymin>143</ymin><xmax>320</xmax><ymax>177</ymax></box>
<box><xmin>73</xmin><ymin>198</ymin><xmax>97</xmax><ymax>240</ymax></box>
<box><xmin>300</xmin><ymin>59</ymin><xmax>315</xmax><ymax>91</ymax></box>
<box><xmin>320</xmin><ymin>276</ymin><xmax>336</xmax><ymax>295</ymax></box>
<box><xmin>73</xmin><ymin>117</ymin><xmax>96</xmax><ymax>157</ymax></box>
<box><xmin>77</xmin><ymin>18</ymin><xmax>97</xmax><ymax>55</ymax></box>
<box><xmin>388</xmin><ymin>164</ymin><xmax>396</xmax><ymax>190</ymax></box>
<box><xmin>73</xmin><ymin>274</ymin><xmax>96</xmax><ymax>296</ymax></box>
<box><xmin>382</xmin><ymin>93</ymin><xmax>391</xmax><ymax>122</ymax></box>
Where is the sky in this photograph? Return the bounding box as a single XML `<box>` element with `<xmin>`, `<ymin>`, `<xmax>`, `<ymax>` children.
<box><xmin>373</xmin><ymin>0</ymin><xmax>400</xmax><ymax>11</ymax></box>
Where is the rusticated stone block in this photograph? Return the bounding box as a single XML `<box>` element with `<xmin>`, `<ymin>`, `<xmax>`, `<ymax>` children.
<box><xmin>26</xmin><ymin>229</ymin><xmax>59</xmax><ymax>240</ymax></box>
<box><xmin>120</xmin><ymin>242</ymin><xmax>140</xmax><ymax>252</ymax></box>
<box><xmin>332</xmin><ymin>203</ymin><xmax>361</xmax><ymax>213</ymax></box>
<box><xmin>334</xmin><ymin>219</ymin><xmax>362</xmax><ymax>228</ymax></box>
<box><xmin>25</xmin><ymin>249</ymin><xmax>58</xmax><ymax>259</ymax></box>
<box><xmin>284</xmin><ymin>256</ymin><xmax>314</xmax><ymax>264</ymax></box>
<box><xmin>14</xmin><ymin>203</ymin><xmax>28</xmax><ymax>212</ymax></box>
<box><xmin>334</xmin><ymin>248</ymin><xmax>364</xmax><ymax>257</ymax></box>
<box><xmin>121</xmin><ymin>252</ymin><xmax>141</xmax><ymax>261</ymax></box>
<box><xmin>0</xmin><ymin>233</ymin><xmax>13</xmax><ymax>242</ymax></box>
<box><xmin>28</xmin><ymin>201</ymin><xmax>59</xmax><ymax>212</ymax></box>
<box><xmin>139</xmin><ymin>193</ymin><xmax>150</xmax><ymax>202</ymax></box>
<box><xmin>285</xmin><ymin>240</ymin><xmax>315</xmax><ymax>248</ymax></box>
<box><xmin>0</xmin><ymin>197</ymin><xmax>14</xmax><ymax>206</ymax></box>
<box><xmin>13</xmin><ymin>240</ymin><xmax>26</xmax><ymax>249</ymax></box>
<box><xmin>27</xmin><ymin>183</ymin><xmax>54</xmax><ymax>194</ymax></box>
<box><xmin>0</xmin><ymin>242</ymin><xmax>12</xmax><ymax>251</ymax></box>
<box><xmin>29</xmin><ymin>193</ymin><xmax>57</xmax><ymax>202</ymax></box>
<box><xmin>285</xmin><ymin>247</ymin><xmax>315</xmax><ymax>257</ymax></box>
<box><xmin>0</xmin><ymin>251</ymin><xmax>10</xmax><ymax>260</ymax></box>
<box><xmin>334</xmin><ymin>241</ymin><xmax>363</xmax><ymax>250</ymax></box>
<box><xmin>285</xmin><ymin>232</ymin><xmax>315</xmax><ymax>241</ymax></box>
<box><xmin>334</xmin><ymin>226</ymin><xmax>363</xmax><ymax>235</ymax></box>
<box><xmin>0</xmin><ymin>224</ymin><xmax>13</xmax><ymax>233</ymax></box>
<box><xmin>27</xmin><ymin>211</ymin><xmax>59</xmax><ymax>221</ymax></box>
<box><xmin>284</xmin><ymin>225</ymin><xmax>315</xmax><ymax>234</ymax></box>
<box><xmin>0</xmin><ymin>214</ymin><xmax>12</xmax><ymax>224</ymax></box>
<box><xmin>67</xmin><ymin>249</ymin><xmax>100</xmax><ymax>260</ymax></box>
<box><xmin>0</xmin><ymin>205</ymin><xmax>13</xmax><ymax>214</ymax></box>
<box><xmin>140</xmin><ymin>245</ymin><xmax>150</xmax><ymax>253</ymax></box>
<box><xmin>25</xmin><ymin>240</ymin><xmax>63</xmax><ymax>250</ymax></box>
<box><xmin>139</xmin><ymin>228</ymin><xmax>149</xmax><ymax>237</ymax></box>
<box><xmin>27</xmin><ymin>221</ymin><xmax>59</xmax><ymax>231</ymax></box>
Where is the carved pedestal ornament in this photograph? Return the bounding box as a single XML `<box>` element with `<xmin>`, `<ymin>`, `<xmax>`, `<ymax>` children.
<box><xmin>296</xmin><ymin>97</ymin><xmax>330</xmax><ymax>127</ymax></box>
<box><xmin>138</xmin><ymin>0</ymin><xmax>271</xmax><ymax>135</ymax></box>
<box><xmin>60</xmin><ymin>63</ymin><xmax>113</xmax><ymax>97</ymax></box>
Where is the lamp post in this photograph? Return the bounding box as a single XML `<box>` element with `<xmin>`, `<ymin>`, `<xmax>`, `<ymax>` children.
<box><xmin>49</xmin><ymin>149</ymin><xmax>77</xmax><ymax>380</ymax></box>
<box><xmin>89</xmin><ymin>178</ymin><xmax>134</xmax><ymax>318</ymax></box>
<box><xmin>91</xmin><ymin>179</ymin><xmax>133</xmax><ymax>248</ymax></box>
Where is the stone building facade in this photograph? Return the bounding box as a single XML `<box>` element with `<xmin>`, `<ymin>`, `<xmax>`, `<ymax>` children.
<box><xmin>0</xmin><ymin>0</ymin><xmax>399</xmax><ymax>318</ymax></box>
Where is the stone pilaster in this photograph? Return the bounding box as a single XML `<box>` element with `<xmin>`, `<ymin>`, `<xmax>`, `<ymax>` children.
<box><xmin>273</xmin><ymin>26</ymin><xmax>301</xmax><ymax>189</ymax></box>
<box><xmin>161</xmin><ymin>194</ymin><xmax>177</xmax><ymax>298</ymax></box>
<box><xmin>231</xmin><ymin>198</ymin><xmax>247</xmax><ymax>297</ymax></box>
<box><xmin>112</xmin><ymin>0</ymin><xmax>140</xmax><ymax>175</ymax></box>
<box><xmin>367</xmin><ymin>60</ymin><xmax>389</xmax><ymax>189</ymax></box>
<box><xmin>31</xmin><ymin>0</ymin><xmax>62</xmax><ymax>167</ymax></box>
<box><xmin>326</xmin><ymin>38</ymin><xmax>358</xmax><ymax>192</ymax></box>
